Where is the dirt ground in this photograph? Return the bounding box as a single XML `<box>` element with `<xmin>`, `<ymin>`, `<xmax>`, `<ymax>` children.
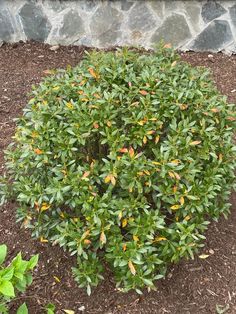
<box><xmin>0</xmin><ymin>41</ymin><xmax>235</xmax><ymax>314</ymax></box>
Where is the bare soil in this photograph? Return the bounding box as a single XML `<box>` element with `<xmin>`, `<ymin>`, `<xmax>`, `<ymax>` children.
<box><xmin>0</xmin><ymin>41</ymin><xmax>236</xmax><ymax>314</ymax></box>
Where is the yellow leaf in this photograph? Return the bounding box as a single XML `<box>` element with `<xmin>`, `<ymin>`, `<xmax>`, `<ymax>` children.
<box><xmin>53</xmin><ymin>86</ymin><xmax>60</xmax><ymax>91</ymax></box>
<box><xmin>104</xmin><ymin>175</ymin><xmax>111</xmax><ymax>183</ymax></box>
<box><xmin>171</xmin><ymin>159</ymin><xmax>180</xmax><ymax>165</ymax></box>
<box><xmin>219</xmin><ymin>153</ymin><xmax>223</xmax><ymax>161</ymax></box>
<box><xmin>133</xmin><ymin>235</ymin><xmax>139</xmax><ymax>242</ymax></box>
<box><xmin>100</xmin><ymin>231</ymin><xmax>106</xmax><ymax>244</ymax></box>
<box><xmin>122</xmin><ymin>218</ymin><xmax>128</xmax><ymax>228</ymax></box>
<box><xmin>41</xmin><ymin>202</ymin><xmax>51</xmax><ymax>212</ymax></box>
<box><xmin>143</xmin><ymin>136</ymin><xmax>147</xmax><ymax>144</ymax></box>
<box><xmin>107</xmin><ymin>121</ymin><xmax>112</xmax><ymax>127</ymax></box>
<box><xmin>118</xmin><ymin>211</ymin><xmax>123</xmax><ymax>220</ymax></box>
<box><xmin>180</xmin><ymin>196</ymin><xmax>185</xmax><ymax>205</ymax></box>
<box><xmin>171</xmin><ymin>61</ymin><xmax>177</xmax><ymax>67</ymax></box>
<box><xmin>147</xmin><ymin>130</ymin><xmax>155</xmax><ymax>135</ymax></box>
<box><xmin>170</xmin><ymin>205</ymin><xmax>180</xmax><ymax>210</ymax></box>
<box><xmin>152</xmin><ymin>161</ymin><xmax>161</xmax><ymax>165</ymax></box>
<box><xmin>184</xmin><ymin>215</ymin><xmax>191</xmax><ymax>221</ymax></box>
<box><xmin>190</xmin><ymin>140</ymin><xmax>201</xmax><ymax>146</ymax></box>
<box><xmin>144</xmin><ymin>170</ymin><xmax>150</xmax><ymax>175</ymax></box>
<box><xmin>66</xmin><ymin>102</ymin><xmax>74</xmax><ymax>109</ymax></box>
<box><xmin>155</xmin><ymin>236</ymin><xmax>167</xmax><ymax>242</ymax></box>
<box><xmin>149</xmin><ymin>117</ymin><xmax>157</xmax><ymax>121</ymax></box>
<box><xmin>53</xmin><ymin>276</ymin><xmax>61</xmax><ymax>283</ymax></box>
<box><xmin>168</xmin><ymin>171</ymin><xmax>175</xmax><ymax>179</ymax></box>
<box><xmin>40</xmin><ymin>237</ymin><xmax>48</xmax><ymax>243</ymax></box>
<box><xmin>128</xmin><ymin>260</ymin><xmax>136</xmax><ymax>275</ymax></box>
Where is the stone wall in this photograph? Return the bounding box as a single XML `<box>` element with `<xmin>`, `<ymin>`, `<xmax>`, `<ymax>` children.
<box><xmin>1</xmin><ymin>0</ymin><xmax>236</xmax><ymax>53</ymax></box>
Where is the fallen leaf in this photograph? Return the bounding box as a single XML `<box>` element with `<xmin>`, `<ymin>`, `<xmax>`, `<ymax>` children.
<box><xmin>143</xmin><ymin>136</ymin><xmax>147</xmax><ymax>144</ymax></box>
<box><xmin>53</xmin><ymin>275</ymin><xmax>61</xmax><ymax>283</ymax></box>
<box><xmin>128</xmin><ymin>260</ymin><xmax>136</xmax><ymax>275</ymax></box>
<box><xmin>190</xmin><ymin>141</ymin><xmax>201</xmax><ymax>146</ymax></box>
<box><xmin>40</xmin><ymin>237</ymin><xmax>48</xmax><ymax>243</ymax></box>
<box><xmin>199</xmin><ymin>254</ymin><xmax>209</xmax><ymax>259</ymax></box>
<box><xmin>63</xmin><ymin>310</ymin><xmax>75</xmax><ymax>314</ymax></box>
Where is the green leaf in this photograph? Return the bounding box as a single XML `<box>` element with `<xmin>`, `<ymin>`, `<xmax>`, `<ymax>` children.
<box><xmin>17</xmin><ymin>302</ymin><xmax>28</xmax><ymax>314</ymax></box>
<box><xmin>0</xmin><ymin>281</ymin><xmax>15</xmax><ymax>297</ymax></box>
<box><xmin>0</xmin><ymin>245</ymin><xmax>7</xmax><ymax>265</ymax></box>
<box><xmin>27</xmin><ymin>254</ymin><xmax>39</xmax><ymax>270</ymax></box>
<box><xmin>45</xmin><ymin>303</ymin><xmax>56</xmax><ymax>314</ymax></box>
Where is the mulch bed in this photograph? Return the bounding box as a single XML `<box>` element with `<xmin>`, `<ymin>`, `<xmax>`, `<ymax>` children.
<box><xmin>0</xmin><ymin>41</ymin><xmax>236</xmax><ymax>314</ymax></box>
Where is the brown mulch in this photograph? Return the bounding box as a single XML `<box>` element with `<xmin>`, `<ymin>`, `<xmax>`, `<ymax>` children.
<box><xmin>0</xmin><ymin>41</ymin><xmax>236</xmax><ymax>314</ymax></box>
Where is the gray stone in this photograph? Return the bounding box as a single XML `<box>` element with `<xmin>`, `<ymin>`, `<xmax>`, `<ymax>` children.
<box><xmin>59</xmin><ymin>10</ymin><xmax>84</xmax><ymax>39</ymax></box>
<box><xmin>184</xmin><ymin>1</ymin><xmax>201</xmax><ymax>32</ymax></box>
<box><xmin>149</xmin><ymin>1</ymin><xmax>164</xmax><ymax>19</ymax></box>
<box><xmin>80</xmin><ymin>0</ymin><xmax>98</xmax><ymax>11</ymax></box>
<box><xmin>201</xmin><ymin>1</ymin><xmax>227</xmax><ymax>23</ymax></box>
<box><xmin>19</xmin><ymin>3</ymin><xmax>51</xmax><ymax>41</ymax></box>
<box><xmin>0</xmin><ymin>9</ymin><xmax>14</xmax><ymax>41</ymax></box>
<box><xmin>190</xmin><ymin>20</ymin><xmax>233</xmax><ymax>52</ymax></box>
<box><xmin>90</xmin><ymin>4</ymin><xmax>123</xmax><ymax>46</ymax></box>
<box><xmin>128</xmin><ymin>2</ymin><xmax>156</xmax><ymax>31</ymax></box>
<box><xmin>165</xmin><ymin>0</ymin><xmax>184</xmax><ymax>12</ymax></box>
<box><xmin>151</xmin><ymin>14</ymin><xmax>191</xmax><ymax>47</ymax></box>
<box><xmin>120</xmin><ymin>0</ymin><xmax>134</xmax><ymax>11</ymax></box>
<box><xmin>229</xmin><ymin>4</ymin><xmax>236</xmax><ymax>28</ymax></box>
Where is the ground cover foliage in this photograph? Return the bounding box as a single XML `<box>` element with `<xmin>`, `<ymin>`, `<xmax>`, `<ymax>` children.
<box><xmin>0</xmin><ymin>44</ymin><xmax>235</xmax><ymax>294</ymax></box>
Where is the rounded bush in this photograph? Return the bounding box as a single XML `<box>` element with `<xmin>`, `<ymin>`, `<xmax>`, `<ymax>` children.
<box><xmin>1</xmin><ymin>45</ymin><xmax>235</xmax><ymax>293</ymax></box>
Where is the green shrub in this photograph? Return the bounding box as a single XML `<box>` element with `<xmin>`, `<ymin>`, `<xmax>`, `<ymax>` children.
<box><xmin>0</xmin><ymin>244</ymin><xmax>38</xmax><ymax>313</ymax></box>
<box><xmin>0</xmin><ymin>44</ymin><xmax>235</xmax><ymax>294</ymax></box>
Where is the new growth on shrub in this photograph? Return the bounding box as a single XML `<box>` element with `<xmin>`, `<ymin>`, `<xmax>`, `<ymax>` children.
<box><xmin>0</xmin><ymin>44</ymin><xmax>235</xmax><ymax>294</ymax></box>
<box><xmin>0</xmin><ymin>244</ymin><xmax>38</xmax><ymax>313</ymax></box>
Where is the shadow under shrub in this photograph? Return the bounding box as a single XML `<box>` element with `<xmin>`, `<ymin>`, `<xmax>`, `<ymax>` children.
<box><xmin>0</xmin><ymin>44</ymin><xmax>235</xmax><ymax>294</ymax></box>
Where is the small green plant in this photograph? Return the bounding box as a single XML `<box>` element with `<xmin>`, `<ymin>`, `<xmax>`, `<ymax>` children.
<box><xmin>0</xmin><ymin>244</ymin><xmax>38</xmax><ymax>313</ymax></box>
<box><xmin>0</xmin><ymin>44</ymin><xmax>235</xmax><ymax>294</ymax></box>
